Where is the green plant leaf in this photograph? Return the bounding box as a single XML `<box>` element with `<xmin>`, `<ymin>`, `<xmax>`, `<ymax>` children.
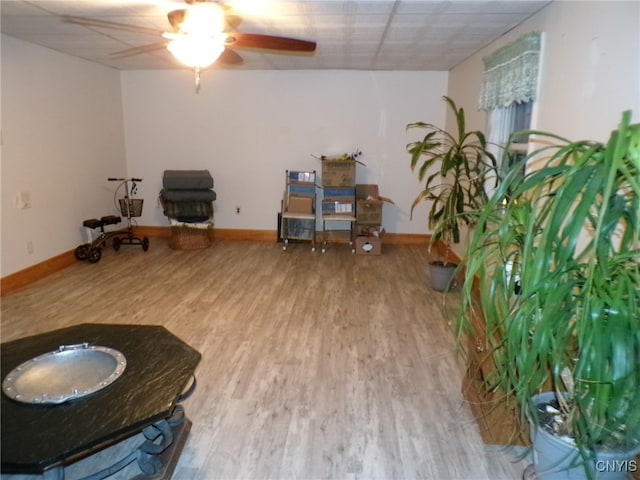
<box><xmin>405</xmin><ymin>96</ymin><xmax>497</xmax><ymax>249</ymax></box>
<box><xmin>457</xmin><ymin>111</ymin><xmax>640</xmax><ymax>461</ymax></box>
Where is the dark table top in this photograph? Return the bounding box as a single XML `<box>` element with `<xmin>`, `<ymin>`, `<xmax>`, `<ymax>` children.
<box><xmin>1</xmin><ymin>323</ymin><xmax>201</xmax><ymax>473</ymax></box>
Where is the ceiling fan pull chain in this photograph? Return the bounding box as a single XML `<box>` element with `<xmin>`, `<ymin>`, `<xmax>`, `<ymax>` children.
<box><xmin>194</xmin><ymin>67</ymin><xmax>201</xmax><ymax>94</ymax></box>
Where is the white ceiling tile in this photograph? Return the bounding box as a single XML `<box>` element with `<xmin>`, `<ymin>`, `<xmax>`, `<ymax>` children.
<box><xmin>0</xmin><ymin>0</ymin><xmax>551</xmax><ymax>71</ymax></box>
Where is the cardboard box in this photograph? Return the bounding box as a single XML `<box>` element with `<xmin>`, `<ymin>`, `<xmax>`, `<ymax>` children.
<box><xmin>277</xmin><ymin>213</ymin><xmax>314</xmax><ymax>242</ymax></box>
<box><xmin>289</xmin><ymin>171</ymin><xmax>315</xmax><ymax>184</ymax></box>
<box><xmin>354</xmin><ymin>224</ymin><xmax>383</xmax><ymax>237</ymax></box>
<box><xmin>288</xmin><ymin>196</ymin><xmax>313</xmax><ymax>214</ymax></box>
<box><xmin>355</xmin><ymin>184</ymin><xmax>394</xmax><ymax>225</ymax></box>
<box><xmin>323</xmin><ymin>187</ymin><xmax>356</xmax><ymax>202</ymax></box>
<box><xmin>284</xmin><ymin>218</ymin><xmax>315</xmax><ymax>240</ymax></box>
<box><xmin>355</xmin><ymin>236</ymin><xmax>381</xmax><ymax>255</ymax></box>
<box><xmin>322</xmin><ymin>200</ymin><xmax>355</xmax><ymax>216</ymax></box>
<box><xmin>356</xmin><ymin>200</ymin><xmax>383</xmax><ymax>225</ymax></box>
<box><xmin>289</xmin><ymin>184</ymin><xmax>316</xmax><ymax>196</ymax></box>
<box><xmin>356</xmin><ymin>184</ymin><xmax>379</xmax><ymax>199</ymax></box>
<box><xmin>321</xmin><ymin>158</ymin><xmax>356</xmax><ymax>187</ymax></box>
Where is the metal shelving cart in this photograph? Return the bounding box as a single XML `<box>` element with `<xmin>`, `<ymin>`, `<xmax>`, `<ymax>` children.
<box><xmin>280</xmin><ymin>170</ymin><xmax>318</xmax><ymax>251</ymax></box>
<box><xmin>319</xmin><ymin>157</ymin><xmax>357</xmax><ymax>253</ymax></box>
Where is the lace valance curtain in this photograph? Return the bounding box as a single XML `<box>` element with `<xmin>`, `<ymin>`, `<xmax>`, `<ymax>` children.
<box><xmin>478</xmin><ymin>32</ymin><xmax>542</xmax><ymax>110</ymax></box>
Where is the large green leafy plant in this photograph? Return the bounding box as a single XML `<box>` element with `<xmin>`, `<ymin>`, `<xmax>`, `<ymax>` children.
<box><xmin>407</xmin><ymin>96</ymin><xmax>497</xmax><ymax>264</ymax></box>
<box><xmin>459</xmin><ymin>111</ymin><xmax>640</xmax><ymax>471</ymax></box>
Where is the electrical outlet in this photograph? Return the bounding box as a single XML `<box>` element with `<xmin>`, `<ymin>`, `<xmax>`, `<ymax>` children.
<box><xmin>235</xmin><ymin>206</ymin><xmax>241</xmax><ymax>215</ymax></box>
<box><xmin>26</xmin><ymin>241</ymin><xmax>34</xmax><ymax>255</ymax></box>
<box><xmin>15</xmin><ymin>191</ymin><xmax>31</xmax><ymax>210</ymax></box>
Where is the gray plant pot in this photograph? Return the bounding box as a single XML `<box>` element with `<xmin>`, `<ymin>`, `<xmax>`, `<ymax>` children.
<box><xmin>428</xmin><ymin>261</ymin><xmax>458</xmax><ymax>292</ymax></box>
<box><xmin>530</xmin><ymin>392</ymin><xmax>640</xmax><ymax>480</ymax></box>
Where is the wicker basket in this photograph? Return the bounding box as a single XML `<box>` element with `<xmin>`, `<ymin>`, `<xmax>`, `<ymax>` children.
<box><xmin>119</xmin><ymin>198</ymin><xmax>144</xmax><ymax>217</ymax></box>
<box><xmin>169</xmin><ymin>226</ymin><xmax>210</xmax><ymax>250</ymax></box>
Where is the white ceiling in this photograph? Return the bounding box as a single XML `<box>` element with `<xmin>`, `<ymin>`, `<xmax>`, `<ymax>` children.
<box><xmin>1</xmin><ymin>0</ymin><xmax>550</xmax><ymax>71</ymax></box>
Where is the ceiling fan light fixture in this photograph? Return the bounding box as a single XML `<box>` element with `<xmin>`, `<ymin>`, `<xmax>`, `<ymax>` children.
<box><xmin>181</xmin><ymin>3</ymin><xmax>225</xmax><ymax>35</ymax></box>
<box><xmin>166</xmin><ymin>35</ymin><xmax>225</xmax><ymax>69</ymax></box>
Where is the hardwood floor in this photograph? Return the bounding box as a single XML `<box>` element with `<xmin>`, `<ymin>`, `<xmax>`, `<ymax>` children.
<box><xmin>1</xmin><ymin>240</ymin><xmax>529</xmax><ymax>480</ymax></box>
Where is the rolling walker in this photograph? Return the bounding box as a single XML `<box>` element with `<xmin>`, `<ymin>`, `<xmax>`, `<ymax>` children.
<box><xmin>75</xmin><ymin>177</ymin><xmax>149</xmax><ymax>263</ymax></box>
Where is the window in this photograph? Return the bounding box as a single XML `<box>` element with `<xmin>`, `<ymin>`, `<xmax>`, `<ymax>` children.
<box><xmin>479</xmin><ymin>32</ymin><xmax>543</xmax><ymax>188</ymax></box>
<box><xmin>487</xmin><ymin>100</ymin><xmax>533</xmax><ymax>173</ymax></box>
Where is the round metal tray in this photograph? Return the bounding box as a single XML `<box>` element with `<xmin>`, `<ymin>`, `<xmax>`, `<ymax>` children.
<box><xmin>2</xmin><ymin>343</ymin><xmax>127</xmax><ymax>404</ymax></box>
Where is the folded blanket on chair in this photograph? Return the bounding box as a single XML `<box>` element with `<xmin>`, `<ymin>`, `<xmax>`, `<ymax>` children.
<box><xmin>160</xmin><ymin>197</ymin><xmax>213</xmax><ymax>220</ymax></box>
<box><xmin>162</xmin><ymin>170</ymin><xmax>214</xmax><ymax>190</ymax></box>
<box><xmin>160</xmin><ymin>189</ymin><xmax>217</xmax><ymax>202</ymax></box>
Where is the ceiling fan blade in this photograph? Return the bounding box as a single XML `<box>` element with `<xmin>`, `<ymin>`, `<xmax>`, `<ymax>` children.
<box><xmin>62</xmin><ymin>15</ymin><xmax>162</xmax><ymax>36</ymax></box>
<box><xmin>227</xmin><ymin>33</ymin><xmax>316</xmax><ymax>53</ymax></box>
<box><xmin>218</xmin><ymin>48</ymin><xmax>243</xmax><ymax>65</ymax></box>
<box><xmin>111</xmin><ymin>42</ymin><xmax>168</xmax><ymax>59</ymax></box>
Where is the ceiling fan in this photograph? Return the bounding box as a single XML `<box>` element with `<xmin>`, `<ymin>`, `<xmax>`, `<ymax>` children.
<box><xmin>63</xmin><ymin>0</ymin><xmax>316</xmax><ymax>92</ymax></box>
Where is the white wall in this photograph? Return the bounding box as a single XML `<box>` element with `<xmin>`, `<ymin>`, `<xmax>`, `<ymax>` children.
<box><xmin>120</xmin><ymin>69</ymin><xmax>448</xmax><ymax>234</ymax></box>
<box><xmin>1</xmin><ymin>35</ymin><xmax>127</xmax><ymax>276</ymax></box>
<box><xmin>3</xmin><ymin>1</ymin><xmax>638</xmax><ymax>276</ymax></box>
<box><xmin>448</xmin><ymin>0</ymin><xmax>639</xmax><ymax>142</ymax></box>
<box><xmin>446</xmin><ymin>0</ymin><xmax>640</xmax><ymax>257</ymax></box>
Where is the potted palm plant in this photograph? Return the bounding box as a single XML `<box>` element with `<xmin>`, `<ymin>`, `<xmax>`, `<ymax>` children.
<box><xmin>406</xmin><ymin>96</ymin><xmax>497</xmax><ymax>291</ymax></box>
<box><xmin>459</xmin><ymin>111</ymin><xmax>640</xmax><ymax>479</ymax></box>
